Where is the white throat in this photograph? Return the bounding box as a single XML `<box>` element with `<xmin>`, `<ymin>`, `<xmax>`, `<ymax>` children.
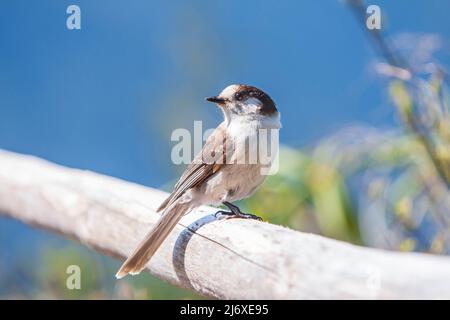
<box><xmin>225</xmin><ymin>112</ymin><xmax>281</xmax><ymax>140</ymax></box>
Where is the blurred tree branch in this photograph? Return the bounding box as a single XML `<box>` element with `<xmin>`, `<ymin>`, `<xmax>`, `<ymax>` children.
<box><xmin>347</xmin><ymin>0</ymin><xmax>450</xmax><ymax>186</ymax></box>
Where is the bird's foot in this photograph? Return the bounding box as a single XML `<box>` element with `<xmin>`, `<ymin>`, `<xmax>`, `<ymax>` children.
<box><xmin>214</xmin><ymin>210</ymin><xmax>263</xmax><ymax>221</ymax></box>
<box><xmin>223</xmin><ymin>201</ymin><xmax>263</xmax><ymax>221</ymax></box>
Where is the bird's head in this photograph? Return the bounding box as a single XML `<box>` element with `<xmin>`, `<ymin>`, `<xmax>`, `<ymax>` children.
<box><xmin>206</xmin><ymin>84</ymin><xmax>278</xmax><ymax>121</ymax></box>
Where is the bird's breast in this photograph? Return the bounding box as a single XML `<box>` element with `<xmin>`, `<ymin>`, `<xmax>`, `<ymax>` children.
<box><xmin>195</xmin><ymin>163</ymin><xmax>267</xmax><ymax>205</ymax></box>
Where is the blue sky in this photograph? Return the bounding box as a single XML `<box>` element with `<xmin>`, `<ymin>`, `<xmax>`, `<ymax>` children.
<box><xmin>0</xmin><ymin>0</ymin><xmax>449</xmax><ymax>273</ymax></box>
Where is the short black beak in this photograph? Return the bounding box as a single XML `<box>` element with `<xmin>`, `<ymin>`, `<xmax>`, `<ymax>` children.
<box><xmin>206</xmin><ymin>96</ymin><xmax>226</xmax><ymax>104</ymax></box>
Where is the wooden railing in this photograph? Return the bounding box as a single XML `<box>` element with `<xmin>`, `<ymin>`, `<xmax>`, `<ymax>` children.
<box><xmin>1</xmin><ymin>149</ymin><xmax>450</xmax><ymax>299</ymax></box>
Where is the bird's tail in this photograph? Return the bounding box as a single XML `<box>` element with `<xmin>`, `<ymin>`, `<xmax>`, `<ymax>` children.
<box><xmin>115</xmin><ymin>201</ymin><xmax>192</xmax><ymax>279</ymax></box>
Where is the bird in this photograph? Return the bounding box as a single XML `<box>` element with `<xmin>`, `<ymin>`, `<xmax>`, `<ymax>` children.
<box><xmin>116</xmin><ymin>84</ymin><xmax>281</xmax><ymax>279</ymax></box>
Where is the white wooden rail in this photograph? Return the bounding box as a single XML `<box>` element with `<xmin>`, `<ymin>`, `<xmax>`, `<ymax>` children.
<box><xmin>1</xmin><ymin>149</ymin><xmax>450</xmax><ymax>299</ymax></box>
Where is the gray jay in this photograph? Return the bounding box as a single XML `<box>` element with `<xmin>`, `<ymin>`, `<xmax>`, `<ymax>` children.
<box><xmin>116</xmin><ymin>84</ymin><xmax>281</xmax><ymax>278</ymax></box>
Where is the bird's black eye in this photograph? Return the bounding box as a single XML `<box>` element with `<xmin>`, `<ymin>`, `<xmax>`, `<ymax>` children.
<box><xmin>235</xmin><ymin>92</ymin><xmax>244</xmax><ymax>101</ymax></box>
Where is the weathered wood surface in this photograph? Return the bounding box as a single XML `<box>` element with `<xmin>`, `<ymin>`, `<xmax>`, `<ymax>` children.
<box><xmin>1</xmin><ymin>149</ymin><xmax>450</xmax><ymax>299</ymax></box>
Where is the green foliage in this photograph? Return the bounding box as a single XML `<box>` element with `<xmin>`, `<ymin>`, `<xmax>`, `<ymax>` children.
<box><xmin>244</xmin><ymin>147</ymin><xmax>361</xmax><ymax>244</ymax></box>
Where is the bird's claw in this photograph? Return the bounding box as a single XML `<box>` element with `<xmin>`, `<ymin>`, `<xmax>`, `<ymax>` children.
<box><xmin>214</xmin><ymin>210</ymin><xmax>263</xmax><ymax>221</ymax></box>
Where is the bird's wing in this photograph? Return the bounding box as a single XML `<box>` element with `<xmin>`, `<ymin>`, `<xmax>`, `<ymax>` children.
<box><xmin>156</xmin><ymin>122</ymin><xmax>230</xmax><ymax>212</ymax></box>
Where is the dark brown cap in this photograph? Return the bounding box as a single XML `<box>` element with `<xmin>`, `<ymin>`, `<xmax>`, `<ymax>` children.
<box><xmin>234</xmin><ymin>85</ymin><xmax>277</xmax><ymax>115</ymax></box>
